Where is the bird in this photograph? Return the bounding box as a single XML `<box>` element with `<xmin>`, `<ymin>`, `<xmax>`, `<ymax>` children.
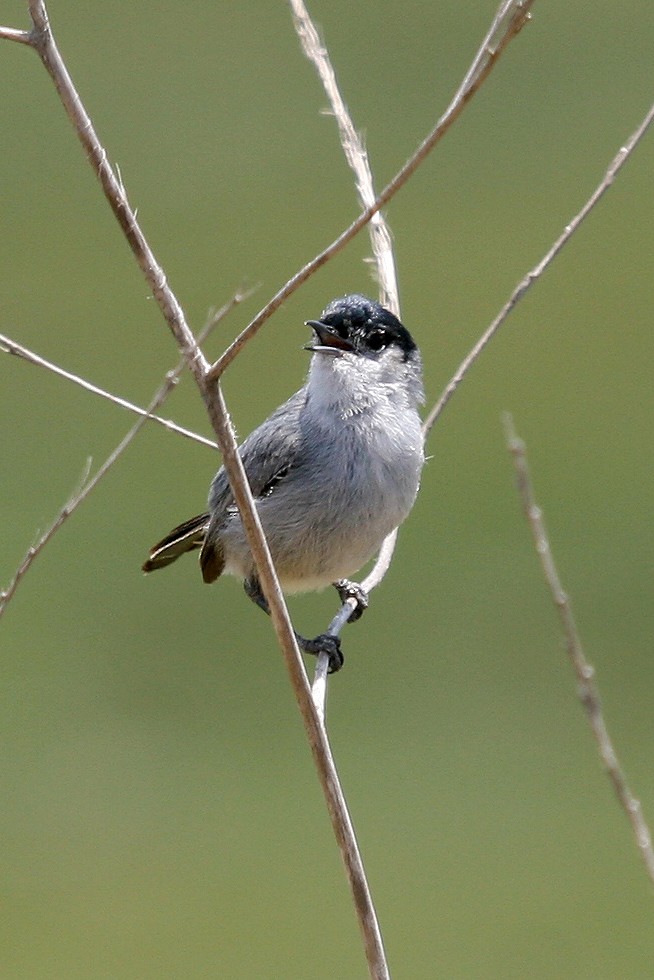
<box><xmin>142</xmin><ymin>294</ymin><xmax>425</xmax><ymax>672</ymax></box>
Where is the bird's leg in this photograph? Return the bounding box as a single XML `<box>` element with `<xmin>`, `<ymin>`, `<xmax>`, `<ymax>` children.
<box><xmin>243</xmin><ymin>577</ymin><xmax>344</xmax><ymax>674</ymax></box>
<box><xmin>333</xmin><ymin>579</ymin><xmax>369</xmax><ymax>623</ymax></box>
<box><xmin>243</xmin><ymin>576</ymin><xmax>273</xmax><ymax>616</ymax></box>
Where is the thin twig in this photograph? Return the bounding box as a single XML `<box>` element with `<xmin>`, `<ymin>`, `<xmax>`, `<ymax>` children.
<box><xmin>207</xmin><ymin>0</ymin><xmax>534</xmax><ymax>383</ymax></box>
<box><xmin>423</xmin><ymin>98</ymin><xmax>654</xmax><ymax>439</ymax></box>
<box><xmin>0</xmin><ymin>25</ymin><xmax>31</xmax><ymax>44</ymax></box>
<box><xmin>1</xmin><ymin>407</ymin><xmax>155</xmax><ymax>620</ymax></box>
<box><xmin>0</xmin><ymin>331</ymin><xmax>216</xmax><ymax>449</ymax></box>
<box><xmin>1</xmin><ymin>458</ymin><xmax>91</xmax><ymax>616</ymax></box>
<box><xmin>290</xmin><ymin>0</ymin><xmax>398</xmax><ymax>315</ymax></box>
<box><xmin>201</xmin><ymin>286</ymin><xmax>259</xmax><ymax>344</ymax></box>
<box><xmin>24</xmin><ymin>0</ymin><xmax>208</xmax><ymax>387</ymax></box>
<box><xmin>0</xmin><ymin>293</ymin><xmax>245</xmax><ymax>621</ymax></box>
<box><xmin>292</xmin><ymin>0</ymin><xmax>531</xmax><ymax>765</ymax></box>
<box><xmin>203</xmin><ymin>382</ymin><xmax>386</xmax><ymax>970</ymax></box>
<box><xmin>288</xmin><ymin>8</ymin><xmax>531</xmax><ymax>966</ymax></box>
<box><xmin>290</xmin><ymin>10</ymin><xmax>397</xmax><ymax>969</ymax></box>
<box><xmin>504</xmin><ymin>415</ymin><xmax>654</xmax><ymax>888</ymax></box>
<box><xmin>290</xmin><ymin>0</ymin><xmax>399</xmax><ymax>710</ymax></box>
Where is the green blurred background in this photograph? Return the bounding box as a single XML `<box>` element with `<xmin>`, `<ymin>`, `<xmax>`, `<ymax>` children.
<box><xmin>2</xmin><ymin>1</ymin><xmax>654</xmax><ymax>976</ymax></box>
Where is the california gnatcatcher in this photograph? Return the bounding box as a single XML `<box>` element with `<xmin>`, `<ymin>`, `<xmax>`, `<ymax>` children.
<box><xmin>143</xmin><ymin>294</ymin><xmax>425</xmax><ymax>672</ymax></box>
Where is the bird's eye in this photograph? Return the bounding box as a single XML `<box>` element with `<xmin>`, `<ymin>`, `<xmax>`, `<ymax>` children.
<box><xmin>366</xmin><ymin>329</ymin><xmax>388</xmax><ymax>351</ymax></box>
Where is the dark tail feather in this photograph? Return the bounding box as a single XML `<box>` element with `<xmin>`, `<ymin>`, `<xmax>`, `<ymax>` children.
<box><xmin>142</xmin><ymin>513</ymin><xmax>210</xmax><ymax>572</ymax></box>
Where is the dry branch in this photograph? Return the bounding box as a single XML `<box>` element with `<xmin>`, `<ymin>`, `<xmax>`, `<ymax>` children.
<box><xmin>290</xmin><ymin>0</ymin><xmax>399</xmax><ymax>315</ymax></box>
<box><xmin>423</xmin><ymin>98</ymin><xmax>654</xmax><ymax>437</ymax></box>
<box><xmin>207</xmin><ymin>0</ymin><xmax>535</xmax><ymax>382</ymax></box>
<box><xmin>505</xmin><ymin>416</ymin><xmax>654</xmax><ymax>888</ymax></box>
<box><xmin>0</xmin><ymin>294</ymin><xmax>246</xmax><ymax>620</ymax></box>
<box><xmin>0</xmin><ymin>331</ymin><xmax>216</xmax><ymax>449</ymax></box>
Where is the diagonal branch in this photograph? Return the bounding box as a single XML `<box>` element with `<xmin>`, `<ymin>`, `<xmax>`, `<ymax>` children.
<box><xmin>0</xmin><ymin>293</ymin><xmax>245</xmax><ymax>620</ymax></box>
<box><xmin>208</xmin><ymin>0</ymin><xmax>534</xmax><ymax>382</ymax></box>
<box><xmin>505</xmin><ymin>415</ymin><xmax>654</xmax><ymax>888</ymax></box>
<box><xmin>290</xmin><ymin>0</ymin><xmax>398</xmax><ymax>314</ymax></box>
<box><xmin>23</xmin><ymin>1</ymin><xmax>208</xmax><ymax>386</ymax></box>
<box><xmin>0</xmin><ymin>331</ymin><xmax>216</xmax><ymax>449</ymax></box>
<box><xmin>1</xmin><ymin>459</ymin><xmax>91</xmax><ymax>617</ymax></box>
<box><xmin>289</xmin><ymin>7</ymin><xmax>399</xmax><ymax>971</ymax></box>
<box><xmin>6</xmin><ymin>0</ymin><xmax>311</xmax><ymax>784</ymax></box>
<box><xmin>13</xmin><ymin>3</ymin><xmax>293</xmax><ymax>658</ymax></box>
<box><xmin>423</xmin><ymin>98</ymin><xmax>654</xmax><ymax>439</ymax></box>
<box><xmin>11</xmin><ymin>2</ymin><xmax>305</xmax><ymax>729</ymax></box>
<box><xmin>0</xmin><ymin>25</ymin><xmax>31</xmax><ymax>44</ymax></box>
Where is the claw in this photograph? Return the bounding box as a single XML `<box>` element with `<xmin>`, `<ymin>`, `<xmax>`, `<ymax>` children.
<box><xmin>333</xmin><ymin>579</ymin><xmax>369</xmax><ymax>623</ymax></box>
<box><xmin>299</xmin><ymin>633</ymin><xmax>344</xmax><ymax>674</ymax></box>
<box><xmin>244</xmin><ymin>576</ymin><xmax>345</xmax><ymax>673</ymax></box>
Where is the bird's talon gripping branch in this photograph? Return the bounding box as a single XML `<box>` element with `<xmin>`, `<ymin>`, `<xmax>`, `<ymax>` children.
<box><xmin>299</xmin><ymin>633</ymin><xmax>344</xmax><ymax>674</ymax></box>
<box><xmin>334</xmin><ymin>579</ymin><xmax>369</xmax><ymax>623</ymax></box>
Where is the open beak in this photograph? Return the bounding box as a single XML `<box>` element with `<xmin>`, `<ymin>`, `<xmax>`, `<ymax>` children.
<box><xmin>304</xmin><ymin>319</ymin><xmax>355</xmax><ymax>355</ymax></box>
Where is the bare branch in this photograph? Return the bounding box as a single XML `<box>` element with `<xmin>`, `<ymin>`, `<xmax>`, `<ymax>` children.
<box><xmin>0</xmin><ymin>25</ymin><xmax>31</xmax><ymax>44</ymax></box>
<box><xmin>1</xmin><ymin>406</ymin><xmax>156</xmax><ymax>621</ymax></box>
<box><xmin>423</xmin><ymin>97</ymin><xmax>654</xmax><ymax>438</ymax></box>
<box><xmin>1</xmin><ymin>458</ymin><xmax>91</xmax><ymax>616</ymax></box>
<box><xmin>291</xmin><ymin>0</ymin><xmax>399</xmax><ymax>732</ymax></box>
<box><xmin>23</xmin><ymin>0</ymin><xmax>208</xmax><ymax>385</ymax></box>
<box><xmin>0</xmin><ymin>292</ymin><xmax>246</xmax><ymax>620</ymax></box>
<box><xmin>290</xmin><ymin>0</ymin><xmax>398</xmax><ymax>314</ymax></box>
<box><xmin>291</xmin><ymin>2</ymin><xmax>402</xmax><ymax>717</ymax></box>
<box><xmin>208</xmin><ymin>0</ymin><xmax>534</xmax><ymax>382</ymax></box>
<box><xmin>504</xmin><ymin>415</ymin><xmax>654</xmax><ymax>888</ymax></box>
<box><xmin>0</xmin><ymin>331</ymin><xmax>216</xmax><ymax>450</ymax></box>
<box><xmin>200</xmin><ymin>285</ymin><xmax>259</xmax><ymax>343</ymax></box>
<box><xmin>202</xmin><ymin>382</ymin><xmax>390</xmax><ymax>979</ymax></box>
<box><xmin>291</xmin><ymin>12</ymin><xmax>397</xmax><ymax>968</ymax></box>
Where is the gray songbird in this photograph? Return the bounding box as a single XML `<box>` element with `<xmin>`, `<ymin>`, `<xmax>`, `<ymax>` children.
<box><xmin>143</xmin><ymin>294</ymin><xmax>425</xmax><ymax>672</ymax></box>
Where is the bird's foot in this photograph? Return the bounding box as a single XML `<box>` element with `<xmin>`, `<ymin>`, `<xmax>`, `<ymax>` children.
<box><xmin>333</xmin><ymin>579</ymin><xmax>369</xmax><ymax>623</ymax></box>
<box><xmin>297</xmin><ymin>632</ymin><xmax>344</xmax><ymax>674</ymax></box>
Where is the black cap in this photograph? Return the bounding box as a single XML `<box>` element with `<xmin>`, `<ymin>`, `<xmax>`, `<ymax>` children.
<box><xmin>307</xmin><ymin>294</ymin><xmax>417</xmax><ymax>361</ymax></box>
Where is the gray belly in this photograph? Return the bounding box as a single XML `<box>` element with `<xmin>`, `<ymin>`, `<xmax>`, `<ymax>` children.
<box><xmin>219</xmin><ymin>428</ymin><xmax>423</xmax><ymax>593</ymax></box>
